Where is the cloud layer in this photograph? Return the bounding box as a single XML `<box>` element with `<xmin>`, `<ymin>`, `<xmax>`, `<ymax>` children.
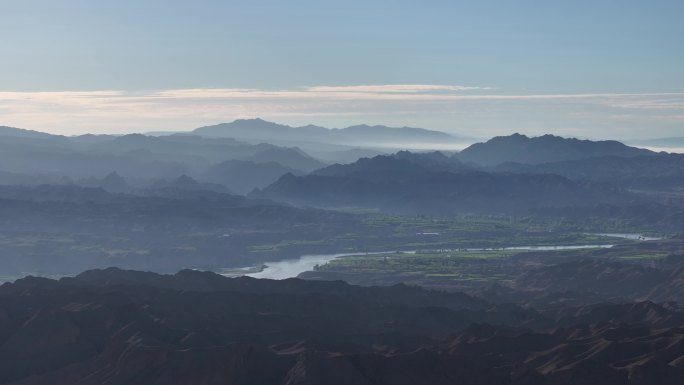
<box><xmin>0</xmin><ymin>85</ymin><xmax>682</xmax><ymax>139</ymax></box>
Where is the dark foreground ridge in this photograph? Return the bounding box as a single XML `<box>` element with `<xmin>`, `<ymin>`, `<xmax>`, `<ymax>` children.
<box><xmin>1</xmin><ymin>268</ymin><xmax>683</xmax><ymax>385</ymax></box>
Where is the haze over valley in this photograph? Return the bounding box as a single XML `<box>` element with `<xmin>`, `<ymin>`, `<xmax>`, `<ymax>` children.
<box><xmin>2</xmin><ymin>1</ymin><xmax>684</xmax><ymax>384</ymax></box>
<box><xmin>2</xmin><ymin>113</ymin><xmax>684</xmax><ymax>384</ymax></box>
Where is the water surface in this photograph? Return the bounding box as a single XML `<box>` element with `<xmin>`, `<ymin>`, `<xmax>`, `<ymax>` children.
<box><xmin>238</xmin><ymin>234</ymin><xmax>658</xmax><ymax>280</ymax></box>
<box><xmin>246</xmin><ymin>251</ymin><xmax>411</xmax><ymax>280</ymax></box>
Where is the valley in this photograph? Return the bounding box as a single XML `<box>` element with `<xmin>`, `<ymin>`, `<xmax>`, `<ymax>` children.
<box><xmin>1</xmin><ymin>122</ymin><xmax>684</xmax><ymax>384</ymax></box>
<box><xmin>3</xmin><ymin>2</ymin><xmax>682</xmax><ymax>383</ymax></box>
<box><xmin>302</xmin><ymin>236</ymin><xmax>684</xmax><ymax>292</ymax></box>
<box><xmin>232</xmin><ymin>233</ymin><xmax>653</xmax><ymax>281</ymax></box>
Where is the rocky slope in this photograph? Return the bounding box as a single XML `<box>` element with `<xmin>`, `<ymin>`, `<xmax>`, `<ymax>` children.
<box><xmin>1</xmin><ymin>268</ymin><xmax>683</xmax><ymax>384</ymax></box>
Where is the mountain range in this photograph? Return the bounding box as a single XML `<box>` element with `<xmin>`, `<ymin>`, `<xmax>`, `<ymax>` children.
<box><xmin>248</xmin><ymin>131</ymin><xmax>683</xmax><ymax>214</ymax></box>
<box><xmin>0</xmin><ymin>129</ymin><xmax>323</xmax><ymax>194</ymax></box>
<box><xmin>252</xmin><ymin>151</ymin><xmax>632</xmax><ymax>215</ymax></box>
<box><xmin>495</xmin><ymin>153</ymin><xmax>684</xmax><ymax>190</ymax></box>
<box><xmin>456</xmin><ymin>133</ymin><xmax>655</xmax><ymax>166</ymax></box>
<box><xmin>1</xmin><ymin>267</ymin><xmax>683</xmax><ymax>385</ymax></box>
<box><xmin>2</xmin><ymin>121</ymin><xmax>684</xmax><ymax>384</ymax></box>
<box><xmin>192</xmin><ymin>118</ymin><xmax>464</xmax><ymax>148</ymax></box>
<box><xmin>2</xmin><ymin>121</ymin><xmax>682</xmax><ymax>213</ymax></box>
<box><xmin>201</xmin><ymin>160</ymin><xmax>304</xmax><ymax>195</ymax></box>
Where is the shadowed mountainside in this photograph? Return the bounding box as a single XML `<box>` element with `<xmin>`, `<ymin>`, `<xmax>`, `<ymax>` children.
<box><xmin>0</xmin><ymin>268</ymin><xmax>683</xmax><ymax>385</ymax></box>
<box><xmin>495</xmin><ymin>153</ymin><xmax>684</xmax><ymax>190</ymax></box>
<box><xmin>0</xmin><ymin>130</ymin><xmax>323</xmax><ymax>194</ymax></box>
<box><xmin>253</xmin><ymin>152</ymin><xmax>632</xmax><ymax>215</ymax></box>
<box><xmin>201</xmin><ymin>160</ymin><xmax>305</xmax><ymax>195</ymax></box>
<box><xmin>0</xmin><ymin>126</ymin><xmax>56</xmax><ymax>139</ymax></box>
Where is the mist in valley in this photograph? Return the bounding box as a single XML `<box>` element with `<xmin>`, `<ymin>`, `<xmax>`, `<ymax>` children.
<box><xmin>2</xmin><ymin>0</ymin><xmax>684</xmax><ymax>384</ymax></box>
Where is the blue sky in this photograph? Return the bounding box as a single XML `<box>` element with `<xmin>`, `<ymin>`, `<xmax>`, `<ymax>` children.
<box><xmin>1</xmin><ymin>0</ymin><xmax>683</xmax><ymax>139</ymax></box>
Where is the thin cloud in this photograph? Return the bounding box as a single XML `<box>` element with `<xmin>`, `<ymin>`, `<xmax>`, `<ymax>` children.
<box><xmin>2</xmin><ymin>88</ymin><xmax>680</xmax><ymax>104</ymax></box>
<box><xmin>141</xmin><ymin>89</ymin><xmax>684</xmax><ymax>103</ymax></box>
<box><xmin>602</xmin><ymin>98</ymin><xmax>684</xmax><ymax>111</ymax></box>
<box><xmin>0</xmin><ymin>86</ymin><xmax>683</xmax><ymax>136</ymax></box>
<box><xmin>304</xmin><ymin>84</ymin><xmax>492</xmax><ymax>93</ymax></box>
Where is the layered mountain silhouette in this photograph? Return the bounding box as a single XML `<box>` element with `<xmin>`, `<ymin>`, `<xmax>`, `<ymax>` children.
<box><xmin>201</xmin><ymin>160</ymin><xmax>304</xmax><ymax>195</ymax></box>
<box><xmin>253</xmin><ymin>152</ymin><xmax>630</xmax><ymax>214</ymax></box>
<box><xmin>0</xmin><ymin>129</ymin><xmax>325</xmax><ymax>193</ymax></box>
<box><xmin>495</xmin><ymin>153</ymin><xmax>684</xmax><ymax>190</ymax></box>
<box><xmin>2</xmin><ymin>122</ymin><xmax>684</xmax><ymax>384</ymax></box>
<box><xmin>94</xmin><ymin>134</ymin><xmax>324</xmax><ymax>172</ymax></box>
<box><xmin>0</xmin><ymin>125</ymin><xmax>58</xmax><ymax>139</ymax></box>
<box><xmin>1</xmin><ymin>268</ymin><xmax>683</xmax><ymax>385</ymax></box>
<box><xmin>240</xmin><ymin>144</ymin><xmax>325</xmax><ymax>172</ymax></box>
<box><xmin>193</xmin><ymin>118</ymin><xmax>461</xmax><ymax>147</ymax></box>
<box><xmin>146</xmin><ymin>175</ymin><xmax>232</xmax><ymax>195</ymax></box>
<box><xmin>77</xmin><ymin>171</ymin><xmax>131</xmax><ymax>193</ymax></box>
<box><xmin>457</xmin><ymin>133</ymin><xmax>654</xmax><ymax>166</ymax></box>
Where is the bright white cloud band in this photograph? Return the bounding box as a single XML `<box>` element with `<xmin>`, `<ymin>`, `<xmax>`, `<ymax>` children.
<box><xmin>0</xmin><ymin>85</ymin><xmax>682</xmax><ymax>137</ymax></box>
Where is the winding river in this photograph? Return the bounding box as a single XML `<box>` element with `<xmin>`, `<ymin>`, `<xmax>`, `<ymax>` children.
<box><xmin>237</xmin><ymin>233</ymin><xmax>658</xmax><ymax>280</ymax></box>
<box><xmin>245</xmin><ymin>251</ymin><xmax>411</xmax><ymax>280</ymax></box>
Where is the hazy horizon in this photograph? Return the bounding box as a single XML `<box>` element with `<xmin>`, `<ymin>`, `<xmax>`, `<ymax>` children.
<box><xmin>3</xmin><ymin>3</ymin><xmax>684</xmax><ymax>382</ymax></box>
<box><xmin>4</xmin><ymin>116</ymin><xmax>684</xmax><ymax>149</ymax></box>
<box><xmin>1</xmin><ymin>89</ymin><xmax>683</xmax><ymax>141</ymax></box>
<box><xmin>1</xmin><ymin>0</ymin><xmax>682</xmax><ymax>140</ymax></box>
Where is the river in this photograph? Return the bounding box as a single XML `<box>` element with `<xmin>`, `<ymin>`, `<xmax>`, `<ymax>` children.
<box><xmin>235</xmin><ymin>233</ymin><xmax>657</xmax><ymax>280</ymax></box>
<box><xmin>245</xmin><ymin>251</ymin><xmax>414</xmax><ymax>280</ymax></box>
<box><xmin>592</xmin><ymin>233</ymin><xmax>661</xmax><ymax>241</ymax></box>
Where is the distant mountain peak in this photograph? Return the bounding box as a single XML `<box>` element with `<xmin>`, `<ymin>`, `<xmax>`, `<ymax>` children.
<box><xmin>172</xmin><ymin>174</ymin><xmax>197</xmax><ymax>185</ymax></box>
<box><xmin>192</xmin><ymin>119</ymin><xmax>463</xmax><ymax>148</ymax></box>
<box><xmin>78</xmin><ymin>171</ymin><xmax>130</xmax><ymax>193</ymax></box>
<box><xmin>457</xmin><ymin>133</ymin><xmax>653</xmax><ymax>166</ymax></box>
<box><xmin>150</xmin><ymin>174</ymin><xmax>200</xmax><ymax>189</ymax></box>
<box><xmin>0</xmin><ymin>125</ymin><xmax>57</xmax><ymax>139</ymax></box>
<box><xmin>233</xmin><ymin>118</ymin><xmax>281</xmax><ymax>126</ymax></box>
<box><xmin>254</xmin><ymin>148</ymin><xmax>628</xmax><ymax>215</ymax></box>
<box><xmin>103</xmin><ymin>171</ymin><xmax>124</xmax><ymax>181</ymax></box>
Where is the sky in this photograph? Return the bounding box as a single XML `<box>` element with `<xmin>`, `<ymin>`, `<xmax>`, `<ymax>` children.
<box><xmin>0</xmin><ymin>0</ymin><xmax>683</xmax><ymax>139</ymax></box>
